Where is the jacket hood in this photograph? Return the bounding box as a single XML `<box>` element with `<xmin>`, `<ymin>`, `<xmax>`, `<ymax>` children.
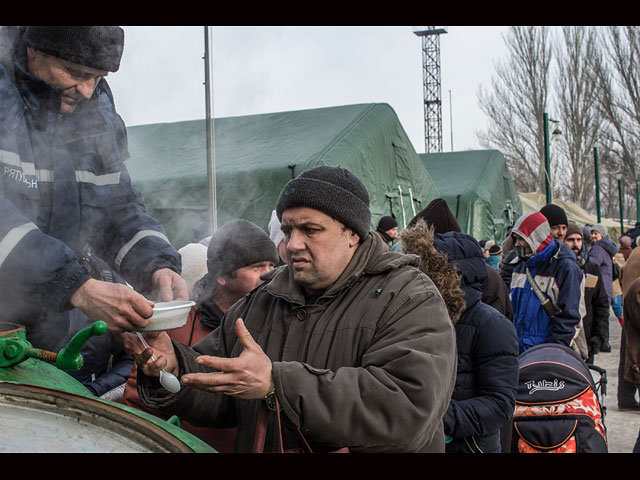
<box><xmin>432</xmin><ymin>231</ymin><xmax>486</xmax><ymax>308</ymax></box>
<box><xmin>512</xmin><ymin>211</ymin><xmax>553</xmax><ymax>254</ymax></box>
<box><xmin>594</xmin><ymin>237</ymin><xmax>618</xmax><ymax>257</ymax></box>
<box><xmin>407</xmin><ymin>198</ymin><xmax>462</xmax><ymax>234</ymax></box>
<box><xmin>398</xmin><ymin>219</ymin><xmax>466</xmax><ymax>324</ymax></box>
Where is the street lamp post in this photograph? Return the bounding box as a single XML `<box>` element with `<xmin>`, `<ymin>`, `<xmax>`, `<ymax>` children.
<box><xmin>636</xmin><ymin>178</ymin><xmax>639</xmax><ymax>223</ymax></box>
<box><xmin>594</xmin><ymin>147</ymin><xmax>601</xmax><ymax>223</ymax></box>
<box><xmin>617</xmin><ymin>167</ymin><xmax>624</xmax><ymax>235</ymax></box>
<box><xmin>543</xmin><ymin>112</ymin><xmax>562</xmax><ymax>205</ymax></box>
<box><xmin>204</xmin><ymin>26</ymin><xmax>217</xmax><ymax>234</ymax></box>
<box><xmin>543</xmin><ymin>113</ymin><xmax>552</xmax><ymax>204</ymax></box>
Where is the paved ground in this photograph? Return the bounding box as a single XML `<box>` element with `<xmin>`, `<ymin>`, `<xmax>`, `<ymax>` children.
<box><xmin>592</xmin><ymin>311</ymin><xmax>640</xmax><ymax>453</ymax></box>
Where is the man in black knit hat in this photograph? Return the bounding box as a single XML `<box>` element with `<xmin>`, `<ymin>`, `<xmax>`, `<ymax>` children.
<box><xmin>197</xmin><ymin>219</ymin><xmax>279</xmax><ymax>323</ymax></box>
<box><xmin>0</xmin><ymin>27</ymin><xmax>186</xmax><ymax>374</ymax></box>
<box><xmin>130</xmin><ymin>165</ymin><xmax>457</xmax><ymax>453</ymax></box>
<box><xmin>564</xmin><ymin>221</ymin><xmax>609</xmax><ymax>364</ymax></box>
<box><xmin>375</xmin><ymin>215</ymin><xmax>398</xmax><ymax>249</ymax></box>
<box><xmin>540</xmin><ymin>203</ymin><xmax>569</xmax><ymax>244</ymax></box>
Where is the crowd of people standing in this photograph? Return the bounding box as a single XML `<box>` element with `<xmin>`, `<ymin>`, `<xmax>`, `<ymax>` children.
<box><xmin>176</xmin><ymin>197</ymin><xmax>640</xmax><ymax>453</ymax></box>
<box><xmin>4</xmin><ymin>25</ymin><xmax>640</xmax><ymax>454</ymax></box>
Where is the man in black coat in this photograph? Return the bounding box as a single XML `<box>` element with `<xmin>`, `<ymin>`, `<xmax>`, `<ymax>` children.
<box><xmin>564</xmin><ymin>222</ymin><xmax>609</xmax><ymax>364</ymax></box>
<box><xmin>401</xmin><ymin>221</ymin><xmax>519</xmax><ymax>453</ymax></box>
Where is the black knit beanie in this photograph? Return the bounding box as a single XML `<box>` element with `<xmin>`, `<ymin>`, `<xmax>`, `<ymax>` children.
<box><xmin>24</xmin><ymin>26</ymin><xmax>124</xmax><ymax>72</ymax></box>
<box><xmin>408</xmin><ymin>198</ymin><xmax>461</xmax><ymax>234</ymax></box>
<box><xmin>276</xmin><ymin>165</ymin><xmax>371</xmax><ymax>241</ymax></box>
<box><xmin>540</xmin><ymin>204</ymin><xmax>568</xmax><ymax>227</ymax></box>
<box><xmin>377</xmin><ymin>216</ymin><xmax>397</xmax><ymax>232</ymax></box>
<box><xmin>206</xmin><ymin>219</ymin><xmax>279</xmax><ymax>279</ymax></box>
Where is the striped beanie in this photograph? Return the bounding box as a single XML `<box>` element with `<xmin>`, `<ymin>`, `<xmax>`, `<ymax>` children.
<box><xmin>512</xmin><ymin>212</ymin><xmax>553</xmax><ymax>254</ymax></box>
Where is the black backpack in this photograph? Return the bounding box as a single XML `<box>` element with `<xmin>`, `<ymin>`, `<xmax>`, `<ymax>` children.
<box><xmin>511</xmin><ymin>343</ymin><xmax>607</xmax><ymax>453</ymax></box>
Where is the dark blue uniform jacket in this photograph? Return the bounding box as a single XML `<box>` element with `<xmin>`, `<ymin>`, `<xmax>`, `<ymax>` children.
<box><xmin>0</xmin><ymin>45</ymin><xmax>180</xmax><ymax>361</ymax></box>
<box><xmin>434</xmin><ymin>232</ymin><xmax>519</xmax><ymax>453</ymax></box>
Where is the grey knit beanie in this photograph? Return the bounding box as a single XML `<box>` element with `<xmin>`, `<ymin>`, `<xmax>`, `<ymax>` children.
<box><xmin>24</xmin><ymin>26</ymin><xmax>124</xmax><ymax>72</ymax></box>
<box><xmin>206</xmin><ymin>219</ymin><xmax>279</xmax><ymax>279</ymax></box>
<box><xmin>591</xmin><ymin>223</ymin><xmax>609</xmax><ymax>239</ymax></box>
<box><xmin>276</xmin><ymin>165</ymin><xmax>371</xmax><ymax>241</ymax></box>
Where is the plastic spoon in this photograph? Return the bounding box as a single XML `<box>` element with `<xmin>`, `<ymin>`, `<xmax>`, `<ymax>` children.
<box><xmin>135</xmin><ymin>332</ymin><xmax>181</xmax><ymax>393</ymax></box>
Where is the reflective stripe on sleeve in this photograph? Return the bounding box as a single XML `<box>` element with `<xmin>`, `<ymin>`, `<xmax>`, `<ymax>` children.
<box><xmin>1</xmin><ymin>149</ymin><xmax>52</xmax><ymax>182</ymax></box>
<box><xmin>74</xmin><ymin>170</ymin><xmax>121</xmax><ymax>186</ymax></box>
<box><xmin>0</xmin><ymin>222</ymin><xmax>38</xmax><ymax>270</ymax></box>
<box><xmin>2</xmin><ymin>149</ymin><xmax>121</xmax><ymax>185</ymax></box>
<box><xmin>114</xmin><ymin>230</ymin><xmax>171</xmax><ymax>270</ymax></box>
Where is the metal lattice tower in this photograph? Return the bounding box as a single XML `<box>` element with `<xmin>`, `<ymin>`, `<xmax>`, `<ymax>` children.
<box><xmin>413</xmin><ymin>27</ymin><xmax>447</xmax><ymax>153</ymax></box>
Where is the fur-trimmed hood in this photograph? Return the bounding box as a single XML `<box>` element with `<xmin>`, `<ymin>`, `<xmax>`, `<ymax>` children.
<box><xmin>594</xmin><ymin>237</ymin><xmax>618</xmax><ymax>258</ymax></box>
<box><xmin>399</xmin><ymin>219</ymin><xmax>466</xmax><ymax>325</ymax></box>
<box><xmin>432</xmin><ymin>231</ymin><xmax>487</xmax><ymax>308</ymax></box>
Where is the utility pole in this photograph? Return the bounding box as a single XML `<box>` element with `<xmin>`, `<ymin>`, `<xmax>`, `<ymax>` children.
<box><xmin>204</xmin><ymin>26</ymin><xmax>217</xmax><ymax>234</ymax></box>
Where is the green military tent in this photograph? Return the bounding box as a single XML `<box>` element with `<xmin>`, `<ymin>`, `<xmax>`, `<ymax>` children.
<box><xmin>125</xmin><ymin>103</ymin><xmax>440</xmax><ymax>248</ymax></box>
<box><xmin>418</xmin><ymin>149</ymin><xmax>522</xmax><ymax>244</ymax></box>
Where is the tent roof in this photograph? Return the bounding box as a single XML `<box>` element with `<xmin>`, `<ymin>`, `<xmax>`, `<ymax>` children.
<box><xmin>125</xmin><ymin>103</ymin><xmax>439</xmax><ymax>247</ymax></box>
<box><xmin>418</xmin><ymin>149</ymin><xmax>522</xmax><ymax>242</ymax></box>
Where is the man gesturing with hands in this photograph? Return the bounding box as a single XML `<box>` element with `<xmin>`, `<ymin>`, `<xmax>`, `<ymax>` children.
<box><xmin>132</xmin><ymin>166</ymin><xmax>457</xmax><ymax>453</ymax></box>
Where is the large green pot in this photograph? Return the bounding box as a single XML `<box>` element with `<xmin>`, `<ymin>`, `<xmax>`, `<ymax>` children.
<box><xmin>0</xmin><ymin>322</ymin><xmax>216</xmax><ymax>453</ymax></box>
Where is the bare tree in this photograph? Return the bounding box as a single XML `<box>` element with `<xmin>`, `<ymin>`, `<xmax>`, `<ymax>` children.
<box><xmin>593</xmin><ymin>27</ymin><xmax>640</xmax><ymax>179</ymax></box>
<box><xmin>477</xmin><ymin>26</ymin><xmax>553</xmax><ymax>193</ymax></box>
<box><xmin>590</xmin><ymin>26</ymin><xmax>640</xmax><ymax>221</ymax></box>
<box><xmin>554</xmin><ymin>26</ymin><xmax>603</xmax><ymax>208</ymax></box>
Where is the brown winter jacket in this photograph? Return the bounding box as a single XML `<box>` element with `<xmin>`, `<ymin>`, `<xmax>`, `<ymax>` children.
<box><xmin>137</xmin><ymin>232</ymin><xmax>457</xmax><ymax>452</ymax></box>
<box><xmin>621</xmin><ymin>248</ymin><xmax>640</xmax><ymax>385</ymax></box>
<box><xmin>621</xmin><ymin>247</ymin><xmax>640</xmax><ymax>297</ymax></box>
<box><xmin>623</xmin><ymin>277</ymin><xmax>640</xmax><ymax>385</ymax></box>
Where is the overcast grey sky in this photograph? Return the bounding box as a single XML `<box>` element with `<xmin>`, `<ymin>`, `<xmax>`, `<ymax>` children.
<box><xmin>107</xmin><ymin>26</ymin><xmax>510</xmax><ymax>154</ymax></box>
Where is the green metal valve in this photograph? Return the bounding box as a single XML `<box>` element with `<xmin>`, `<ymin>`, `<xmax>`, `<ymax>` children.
<box><xmin>0</xmin><ymin>321</ymin><xmax>107</xmax><ymax>371</ymax></box>
<box><xmin>56</xmin><ymin>321</ymin><xmax>107</xmax><ymax>371</ymax></box>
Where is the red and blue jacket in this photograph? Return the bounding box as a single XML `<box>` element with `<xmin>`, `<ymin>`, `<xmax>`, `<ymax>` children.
<box><xmin>511</xmin><ymin>240</ymin><xmax>584</xmax><ymax>354</ymax></box>
<box><xmin>509</xmin><ymin>212</ymin><xmax>584</xmax><ymax>354</ymax></box>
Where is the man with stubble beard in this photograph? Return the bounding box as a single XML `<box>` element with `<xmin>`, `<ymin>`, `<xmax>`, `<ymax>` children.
<box><xmin>127</xmin><ymin>165</ymin><xmax>457</xmax><ymax>453</ymax></box>
<box><xmin>564</xmin><ymin>222</ymin><xmax>609</xmax><ymax>364</ymax></box>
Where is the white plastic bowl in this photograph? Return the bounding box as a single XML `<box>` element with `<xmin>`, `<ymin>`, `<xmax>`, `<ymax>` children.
<box><xmin>138</xmin><ymin>300</ymin><xmax>195</xmax><ymax>332</ymax></box>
